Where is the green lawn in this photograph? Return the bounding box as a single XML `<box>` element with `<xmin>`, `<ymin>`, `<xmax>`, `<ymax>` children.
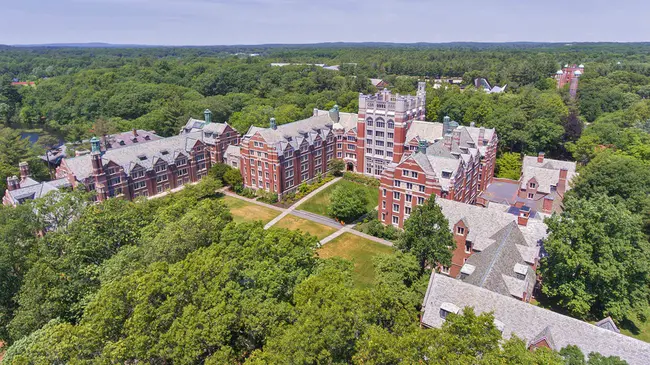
<box><xmin>620</xmin><ymin>310</ymin><xmax>650</xmax><ymax>343</ymax></box>
<box><xmin>298</xmin><ymin>180</ymin><xmax>379</xmax><ymax>218</ymax></box>
<box><xmin>317</xmin><ymin>233</ymin><xmax>394</xmax><ymax>287</ymax></box>
<box><xmin>273</xmin><ymin>215</ymin><xmax>338</xmax><ymax>240</ymax></box>
<box><xmin>220</xmin><ymin>196</ymin><xmax>280</xmax><ymax>224</ymax></box>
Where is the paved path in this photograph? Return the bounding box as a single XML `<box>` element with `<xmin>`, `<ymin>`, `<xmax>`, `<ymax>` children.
<box><xmin>220</xmin><ymin>181</ymin><xmax>393</xmax><ymax>248</ymax></box>
<box><xmin>264</xmin><ymin>177</ymin><xmax>342</xmax><ymax>229</ymax></box>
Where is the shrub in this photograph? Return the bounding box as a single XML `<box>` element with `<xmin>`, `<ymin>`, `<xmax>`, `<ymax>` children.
<box><xmin>328</xmin><ymin>159</ymin><xmax>345</xmax><ymax>177</ymax></box>
<box><xmin>224</xmin><ymin>168</ymin><xmax>243</xmax><ymax>191</ymax></box>
<box><xmin>208</xmin><ymin>163</ymin><xmax>232</xmax><ymax>184</ymax></box>
<box><xmin>343</xmin><ymin>172</ymin><xmax>380</xmax><ymax>187</ymax></box>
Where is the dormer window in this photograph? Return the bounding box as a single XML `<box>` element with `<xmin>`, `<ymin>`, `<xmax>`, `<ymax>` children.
<box><xmin>144</xmin><ymin>135</ymin><xmax>151</xmax><ymax>140</ymax></box>
<box><xmin>529</xmin><ymin>182</ymin><xmax>536</xmax><ymax>189</ymax></box>
<box><xmin>440</xmin><ymin>302</ymin><xmax>460</xmax><ymax>319</ymax></box>
<box><xmin>119</xmin><ymin>140</ymin><xmax>125</xmax><ymax>146</ymax></box>
<box><xmin>161</xmin><ymin>150</ymin><xmax>169</xmax><ymax>156</ymax></box>
<box><xmin>456</xmin><ymin>226</ymin><xmax>465</xmax><ymax>235</ymax></box>
<box><xmin>442</xmin><ymin>170</ymin><xmax>452</xmax><ymax>179</ymax></box>
<box><xmin>514</xmin><ymin>263</ymin><xmax>528</xmax><ymax>280</ymax></box>
<box><xmin>132</xmin><ymin>137</ymin><xmax>138</xmax><ymax>143</ymax></box>
<box><xmin>137</xmin><ymin>155</ymin><xmax>147</xmax><ymax>161</ymax></box>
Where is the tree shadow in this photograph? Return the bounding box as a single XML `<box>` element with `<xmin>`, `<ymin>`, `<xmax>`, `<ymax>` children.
<box><xmin>619</xmin><ymin>317</ymin><xmax>641</xmax><ymax>335</ymax></box>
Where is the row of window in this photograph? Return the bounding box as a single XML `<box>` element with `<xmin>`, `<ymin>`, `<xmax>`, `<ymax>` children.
<box><xmin>391</xmin><ymin>181</ymin><xmax>426</xmax><ymax>192</ymax></box>
<box><xmin>366</xmin><ymin>119</ymin><xmax>395</xmax><ymax>129</ymax></box>
<box><xmin>367</xmin><ymin>130</ymin><xmax>393</xmax><ymax>139</ymax></box>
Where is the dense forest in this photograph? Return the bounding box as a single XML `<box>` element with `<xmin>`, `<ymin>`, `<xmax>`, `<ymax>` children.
<box><xmin>0</xmin><ymin>43</ymin><xmax>649</xmax><ymax>363</ymax></box>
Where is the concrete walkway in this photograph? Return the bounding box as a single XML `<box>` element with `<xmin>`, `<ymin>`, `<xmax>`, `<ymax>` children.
<box><xmin>264</xmin><ymin>177</ymin><xmax>342</xmax><ymax>229</ymax></box>
<box><xmin>221</xmin><ymin>190</ymin><xmax>284</xmax><ymax>212</ymax></box>
<box><xmin>292</xmin><ymin>210</ymin><xmax>342</xmax><ymax>229</ymax></box>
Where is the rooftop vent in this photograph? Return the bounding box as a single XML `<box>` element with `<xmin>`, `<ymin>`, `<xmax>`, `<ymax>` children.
<box><xmin>161</xmin><ymin>150</ymin><xmax>169</xmax><ymax>156</ymax></box>
<box><xmin>137</xmin><ymin>155</ymin><xmax>147</xmax><ymax>161</ymax></box>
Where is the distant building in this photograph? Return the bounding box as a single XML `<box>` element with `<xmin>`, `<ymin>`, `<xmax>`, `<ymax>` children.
<box><xmin>180</xmin><ymin>109</ymin><xmax>241</xmax><ymax>164</ymax></box>
<box><xmin>421</xmin><ymin>274</ymin><xmax>650</xmax><ymax>365</ymax></box>
<box><xmin>369</xmin><ymin>78</ymin><xmax>389</xmax><ymax>88</ymax></box>
<box><xmin>99</xmin><ymin>129</ymin><xmax>162</xmax><ymax>151</ymax></box>
<box><xmin>478</xmin><ymin>152</ymin><xmax>577</xmax><ymax>215</ymax></box>
<box><xmin>556</xmin><ymin>64</ymin><xmax>584</xmax><ymax>98</ymax></box>
<box><xmin>474</xmin><ymin>78</ymin><xmax>507</xmax><ymax>94</ymax></box>
<box><xmin>3</xmin><ymin>162</ymin><xmax>71</xmax><ymax>206</ymax></box>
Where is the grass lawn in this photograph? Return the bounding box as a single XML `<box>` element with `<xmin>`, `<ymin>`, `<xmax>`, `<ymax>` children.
<box><xmin>317</xmin><ymin>233</ymin><xmax>394</xmax><ymax>287</ymax></box>
<box><xmin>274</xmin><ymin>215</ymin><xmax>338</xmax><ymax>240</ymax></box>
<box><xmin>298</xmin><ymin>180</ymin><xmax>379</xmax><ymax>218</ymax></box>
<box><xmin>620</xmin><ymin>310</ymin><xmax>650</xmax><ymax>343</ymax></box>
<box><xmin>220</xmin><ymin>196</ymin><xmax>280</xmax><ymax>224</ymax></box>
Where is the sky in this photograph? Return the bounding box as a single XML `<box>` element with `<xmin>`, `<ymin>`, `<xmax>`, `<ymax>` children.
<box><xmin>1</xmin><ymin>0</ymin><xmax>649</xmax><ymax>45</ymax></box>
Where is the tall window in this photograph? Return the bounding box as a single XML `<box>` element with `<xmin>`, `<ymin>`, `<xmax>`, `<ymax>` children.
<box><xmin>387</xmin><ymin>120</ymin><xmax>394</xmax><ymax>129</ymax></box>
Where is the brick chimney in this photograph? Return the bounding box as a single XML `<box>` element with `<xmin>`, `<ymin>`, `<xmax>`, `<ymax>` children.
<box><xmin>6</xmin><ymin>176</ymin><xmax>20</xmax><ymax>191</ymax></box>
<box><xmin>518</xmin><ymin>206</ymin><xmax>531</xmax><ymax>226</ymax></box>
<box><xmin>557</xmin><ymin>168</ymin><xmax>568</xmax><ymax>194</ymax></box>
<box><xmin>132</xmin><ymin>129</ymin><xmax>138</xmax><ymax>137</ymax></box>
<box><xmin>537</xmin><ymin>152</ymin><xmax>545</xmax><ymax>164</ymax></box>
<box><xmin>19</xmin><ymin>162</ymin><xmax>30</xmax><ymax>182</ymax></box>
<box><xmin>542</xmin><ymin>196</ymin><xmax>554</xmax><ymax>213</ymax></box>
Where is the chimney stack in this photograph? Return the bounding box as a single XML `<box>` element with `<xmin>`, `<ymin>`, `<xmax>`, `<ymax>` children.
<box><xmin>518</xmin><ymin>206</ymin><xmax>531</xmax><ymax>226</ymax></box>
<box><xmin>19</xmin><ymin>162</ymin><xmax>30</xmax><ymax>181</ymax></box>
<box><xmin>132</xmin><ymin>129</ymin><xmax>138</xmax><ymax>137</ymax></box>
<box><xmin>537</xmin><ymin>152</ymin><xmax>545</xmax><ymax>164</ymax></box>
<box><xmin>557</xmin><ymin>168</ymin><xmax>568</xmax><ymax>194</ymax></box>
<box><xmin>542</xmin><ymin>196</ymin><xmax>554</xmax><ymax>213</ymax></box>
<box><xmin>6</xmin><ymin>176</ymin><xmax>20</xmax><ymax>191</ymax></box>
<box><xmin>269</xmin><ymin>117</ymin><xmax>277</xmax><ymax>130</ymax></box>
<box><xmin>204</xmin><ymin>109</ymin><xmax>212</xmax><ymax>124</ymax></box>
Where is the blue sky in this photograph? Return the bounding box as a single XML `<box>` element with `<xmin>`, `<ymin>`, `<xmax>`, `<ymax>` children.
<box><xmin>2</xmin><ymin>0</ymin><xmax>648</xmax><ymax>45</ymax></box>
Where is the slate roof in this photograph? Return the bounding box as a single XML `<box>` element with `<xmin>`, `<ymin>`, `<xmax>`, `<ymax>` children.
<box><xmin>435</xmin><ymin>199</ymin><xmax>546</xmax><ymax>256</ymax></box>
<box><xmin>103</xmin><ymin>130</ymin><xmax>161</xmax><ymax>150</ymax></box>
<box><xmin>225</xmin><ymin>145</ymin><xmax>241</xmax><ymax>158</ymax></box>
<box><xmin>180</xmin><ymin>118</ymin><xmax>231</xmax><ymax>146</ymax></box>
<box><xmin>520</xmin><ymin>166</ymin><xmax>577</xmax><ymax>194</ymax></box>
<box><xmin>63</xmin><ymin>132</ymin><xmax>203</xmax><ymax>181</ymax></box>
<box><xmin>405</xmin><ymin>121</ymin><xmax>444</xmax><ymax>143</ymax></box>
<box><xmin>522</xmin><ymin>156</ymin><xmax>576</xmax><ymax>173</ymax></box>
<box><xmin>6</xmin><ymin>178</ymin><xmax>71</xmax><ymax>204</ymax></box>
<box><xmin>421</xmin><ymin>274</ymin><xmax>650</xmax><ymax>365</ymax></box>
<box><xmin>459</xmin><ymin>221</ymin><xmax>536</xmax><ymax>299</ymax></box>
<box><xmin>242</xmin><ymin>110</ymin><xmax>356</xmax><ymax>154</ymax></box>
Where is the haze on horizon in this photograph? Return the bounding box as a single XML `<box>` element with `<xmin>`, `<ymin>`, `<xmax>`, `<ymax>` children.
<box><xmin>2</xmin><ymin>0</ymin><xmax>648</xmax><ymax>46</ymax></box>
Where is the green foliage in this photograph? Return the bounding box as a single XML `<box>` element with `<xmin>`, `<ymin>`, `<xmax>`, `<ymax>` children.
<box><xmin>356</xmin><ymin>218</ymin><xmax>402</xmax><ymax>242</ymax></box>
<box><xmin>208</xmin><ymin>162</ymin><xmax>232</xmax><ymax>184</ymax></box>
<box><xmin>496</xmin><ymin>152</ymin><xmax>522</xmax><ymax>180</ymax></box>
<box><xmin>328</xmin><ymin>158</ymin><xmax>345</xmax><ymax>177</ymax></box>
<box><xmin>223</xmin><ymin>167</ymin><xmax>244</xmax><ymax>191</ymax></box>
<box><xmin>397</xmin><ymin>196</ymin><xmax>454</xmax><ymax>271</ymax></box>
<box><xmin>343</xmin><ymin>171</ymin><xmax>380</xmax><ymax>187</ymax></box>
<box><xmin>540</xmin><ymin>195</ymin><xmax>650</xmax><ymax>322</ymax></box>
<box><xmin>328</xmin><ymin>184</ymin><xmax>369</xmax><ymax>223</ymax></box>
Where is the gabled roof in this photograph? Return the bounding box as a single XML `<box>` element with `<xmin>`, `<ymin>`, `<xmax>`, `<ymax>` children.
<box><xmin>522</xmin><ymin>156</ymin><xmax>576</xmax><ymax>173</ymax></box>
<box><xmin>405</xmin><ymin>121</ymin><xmax>444</xmax><ymax>143</ymax></box>
<box><xmin>6</xmin><ymin>178</ymin><xmax>71</xmax><ymax>205</ymax></box>
<box><xmin>63</xmin><ymin>132</ymin><xmax>204</xmax><ymax>181</ymax></box>
<box><xmin>521</xmin><ymin>166</ymin><xmax>577</xmax><ymax>194</ymax></box>
<box><xmin>421</xmin><ymin>274</ymin><xmax>650</xmax><ymax>365</ymax></box>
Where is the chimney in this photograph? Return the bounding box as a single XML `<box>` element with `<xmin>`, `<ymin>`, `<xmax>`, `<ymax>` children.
<box><xmin>269</xmin><ymin>117</ymin><xmax>277</xmax><ymax>130</ymax></box>
<box><xmin>537</xmin><ymin>152</ymin><xmax>545</xmax><ymax>164</ymax></box>
<box><xmin>329</xmin><ymin>105</ymin><xmax>340</xmax><ymax>123</ymax></box>
<box><xmin>6</xmin><ymin>176</ymin><xmax>20</xmax><ymax>191</ymax></box>
<box><xmin>518</xmin><ymin>206</ymin><xmax>531</xmax><ymax>226</ymax></box>
<box><xmin>19</xmin><ymin>162</ymin><xmax>30</xmax><ymax>181</ymax></box>
<box><xmin>132</xmin><ymin>128</ymin><xmax>138</xmax><ymax>137</ymax></box>
<box><xmin>542</xmin><ymin>196</ymin><xmax>554</xmax><ymax>213</ymax></box>
<box><xmin>470</xmin><ymin>121</ymin><xmax>475</xmax><ymax>127</ymax></box>
<box><xmin>557</xmin><ymin>168</ymin><xmax>568</xmax><ymax>194</ymax></box>
<box><xmin>478</xmin><ymin>127</ymin><xmax>485</xmax><ymax>144</ymax></box>
<box><xmin>204</xmin><ymin>109</ymin><xmax>212</xmax><ymax>124</ymax></box>
<box><xmin>313</xmin><ymin>108</ymin><xmax>319</xmax><ymax>117</ymax></box>
<box><xmin>443</xmin><ymin>134</ymin><xmax>452</xmax><ymax>150</ymax></box>
<box><xmin>418</xmin><ymin>139</ymin><xmax>428</xmax><ymax>154</ymax></box>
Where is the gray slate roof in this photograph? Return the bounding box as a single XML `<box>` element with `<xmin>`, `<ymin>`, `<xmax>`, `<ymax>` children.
<box><xmin>63</xmin><ymin>132</ymin><xmax>203</xmax><ymax>181</ymax></box>
<box><xmin>405</xmin><ymin>121</ymin><xmax>444</xmax><ymax>143</ymax></box>
<box><xmin>521</xmin><ymin>166</ymin><xmax>577</xmax><ymax>194</ymax></box>
<box><xmin>460</xmin><ymin>221</ymin><xmax>536</xmax><ymax>299</ymax></box>
<box><xmin>523</xmin><ymin>155</ymin><xmax>576</xmax><ymax>173</ymax></box>
<box><xmin>6</xmin><ymin>178</ymin><xmax>71</xmax><ymax>204</ymax></box>
<box><xmin>422</xmin><ymin>274</ymin><xmax>650</xmax><ymax>365</ymax></box>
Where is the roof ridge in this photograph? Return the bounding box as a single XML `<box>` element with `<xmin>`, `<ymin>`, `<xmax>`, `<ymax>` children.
<box><xmin>478</xmin><ymin>222</ymin><xmax>515</xmax><ymax>288</ymax></box>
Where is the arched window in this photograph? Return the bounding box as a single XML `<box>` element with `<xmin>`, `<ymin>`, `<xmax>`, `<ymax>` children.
<box><xmin>387</xmin><ymin>120</ymin><xmax>395</xmax><ymax>129</ymax></box>
<box><xmin>375</xmin><ymin>118</ymin><xmax>385</xmax><ymax>128</ymax></box>
<box><xmin>366</xmin><ymin>118</ymin><xmax>373</xmax><ymax>126</ymax></box>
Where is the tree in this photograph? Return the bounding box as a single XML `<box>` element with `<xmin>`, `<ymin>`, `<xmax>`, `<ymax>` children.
<box><xmin>540</xmin><ymin>195</ymin><xmax>650</xmax><ymax>322</ymax></box>
<box><xmin>397</xmin><ymin>196</ymin><xmax>453</xmax><ymax>271</ymax></box>
<box><xmin>327</xmin><ymin>158</ymin><xmax>345</xmax><ymax>177</ymax></box>
<box><xmin>328</xmin><ymin>184</ymin><xmax>369</xmax><ymax>223</ymax></box>
<box><xmin>496</xmin><ymin>152</ymin><xmax>522</xmax><ymax>180</ymax></box>
<box><xmin>208</xmin><ymin>163</ymin><xmax>232</xmax><ymax>184</ymax></box>
<box><xmin>223</xmin><ymin>168</ymin><xmax>243</xmax><ymax>191</ymax></box>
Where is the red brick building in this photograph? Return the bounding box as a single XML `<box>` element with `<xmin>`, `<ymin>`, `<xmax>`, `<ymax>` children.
<box><xmin>55</xmin><ymin>111</ymin><xmax>239</xmax><ymax>202</ymax></box>
<box><xmin>378</xmin><ymin>118</ymin><xmax>498</xmax><ymax>228</ymax></box>
<box><xmin>555</xmin><ymin>64</ymin><xmax>584</xmax><ymax>98</ymax></box>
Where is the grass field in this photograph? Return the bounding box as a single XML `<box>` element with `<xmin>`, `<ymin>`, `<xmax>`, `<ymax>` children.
<box><xmin>620</xmin><ymin>310</ymin><xmax>650</xmax><ymax>343</ymax></box>
<box><xmin>221</xmin><ymin>196</ymin><xmax>280</xmax><ymax>224</ymax></box>
<box><xmin>273</xmin><ymin>215</ymin><xmax>337</xmax><ymax>240</ymax></box>
<box><xmin>318</xmin><ymin>233</ymin><xmax>394</xmax><ymax>287</ymax></box>
<box><xmin>298</xmin><ymin>180</ymin><xmax>379</xmax><ymax>218</ymax></box>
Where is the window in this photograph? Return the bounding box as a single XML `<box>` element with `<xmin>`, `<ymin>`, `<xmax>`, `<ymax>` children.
<box><xmin>440</xmin><ymin>266</ymin><xmax>450</xmax><ymax>275</ymax></box>
<box><xmin>387</xmin><ymin>132</ymin><xmax>394</xmax><ymax>139</ymax></box>
<box><xmin>156</xmin><ymin>175</ymin><xmax>168</xmax><ymax>183</ymax></box>
<box><xmin>411</xmin><ymin>171</ymin><xmax>418</xmax><ymax>178</ymax></box>
<box><xmin>382</xmin><ymin>189</ymin><xmax>386</xmax><ymax>197</ymax></box>
<box><xmin>394</xmin><ymin>180</ymin><xmax>401</xmax><ymax>187</ymax></box>
<box><xmin>392</xmin><ymin>216</ymin><xmax>399</xmax><ymax>225</ymax></box>
<box><xmin>284</xmin><ymin>160</ymin><xmax>293</xmax><ymax>168</ymax></box>
<box><xmin>284</xmin><ymin>150</ymin><xmax>293</xmax><ymax>159</ymax></box>
<box><xmin>109</xmin><ymin>176</ymin><xmax>120</xmax><ymax>185</ymax></box>
<box><xmin>419</xmin><ymin>185</ymin><xmax>426</xmax><ymax>192</ymax></box>
<box><xmin>387</xmin><ymin>142</ymin><xmax>393</xmax><ymax>148</ymax></box>
<box><xmin>347</xmin><ymin>144</ymin><xmax>355</xmax><ymax>150</ymax></box>
<box><xmin>387</xmin><ymin>120</ymin><xmax>394</xmax><ymax>129</ymax></box>
<box><xmin>402</xmin><ymin>170</ymin><xmax>409</xmax><ymax>176</ymax></box>
<box><xmin>133</xmin><ymin>180</ymin><xmax>146</xmax><ymax>190</ymax></box>
<box><xmin>154</xmin><ymin>164</ymin><xmax>166</xmax><ymax>173</ymax></box>
<box><xmin>417</xmin><ymin>196</ymin><xmax>425</xmax><ymax>205</ymax></box>
<box><xmin>375</xmin><ymin>131</ymin><xmax>385</xmax><ymax>138</ymax></box>
<box><xmin>315</xmin><ymin>157</ymin><xmax>322</xmax><ymax>166</ymax></box>
<box><xmin>393</xmin><ymin>191</ymin><xmax>401</xmax><ymax>200</ymax></box>
<box><xmin>456</xmin><ymin>226</ymin><xmax>465</xmax><ymax>235</ymax></box>
<box><xmin>366</xmin><ymin>139</ymin><xmax>372</xmax><ymax>145</ymax></box>
<box><xmin>301</xmin><ymin>155</ymin><xmax>309</xmax><ymax>162</ymax></box>
<box><xmin>376</xmin><ymin>120</ymin><xmax>385</xmax><ymax>128</ymax></box>
<box><xmin>366</xmin><ymin>129</ymin><xmax>373</xmax><ymax>136</ymax></box>
<box><xmin>132</xmin><ymin>169</ymin><xmax>145</xmax><ymax>179</ymax></box>
<box><xmin>367</xmin><ymin>119</ymin><xmax>373</xmax><ymax>126</ymax></box>
<box><xmin>301</xmin><ymin>163</ymin><xmax>308</xmax><ymax>172</ymax></box>
<box><xmin>315</xmin><ymin>150</ymin><xmax>322</xmax><ymax>157</ymax></box>
<box><xmin>302</xmin><ymin>173</ymin><xmax>308</xmax><ymax>181</ymax></box>
<box><xmin>286</xmin><ymin>179</ymin><xmax>294</xmax><ymax>188</ymax></box>
<box><xmin>337</xmin><ymin>143</ymin><xmax>343</xmax><ymax>149</ymax></box>
<box><xmin>375</xmin><ymin>150</ymin><xmax>384</xmax><ymax>156</ymax></box>
<box><xmin>347</xmin><ymin>136</ymin><xmax>356</xmax><ymax>141</ymax></box>
<box><xmin>285</xmin><ymin>169</ymin><xmax>294</xmax><ymax>178</ymax></box>
<box><xmin>387</xmin><ymin>151</ymin><xmax>393</xmax><ymax>158</ymax></box>
<box><xmin>527</xmin><ymin>193</ymin><xmax>534</xmax><ymax>199</ymax></box>
<box><xmin>195</xmin><ymin>153</ymin><xmax>205</xmax><ymax>161</ymax></box>
<box><xmin>366</xmin><ymin>148</ymin><xmax>372</xmax><ymax>154</ymax></box>
<box><xmin>405</xmin><ymin>206</ymin><xmax>411</xmax><ymax>215</ymax></box>
<box><xmin>382</xmin><ymin>201</ymin><xmax>386</xmax><ymax>209</ymax></box>
<box><xmin>406</xmin><ymin>194</ymin><xmax>412</xmax><ymax>202</ymax></box>
<box><xmin>529</xmin><ymin>182</ymin><xmax>537</xmax><ymax>189</ymax></box>
<box><xmin>337</xmin><ymin>152</ymin><xmax>342</xmax><ymax>158</ymax></box>
<box><xmin>406</xmin><ymin>182</ymin><xmax>413</xmax><ymax>190</ymax></box>
<box><xmin>465</xmin><ymin>241</ymin><xmax>472</xmax><ymax>254</ymax></box>
<box><xmin>381</xmin><ymin>213</ymin><xmax>386</xmax><ymax>221</ymax></box>
<box><xmin>393</xmin><ymin>203</ymin><xmax>399</xmax><ymax>212</ymax></box>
